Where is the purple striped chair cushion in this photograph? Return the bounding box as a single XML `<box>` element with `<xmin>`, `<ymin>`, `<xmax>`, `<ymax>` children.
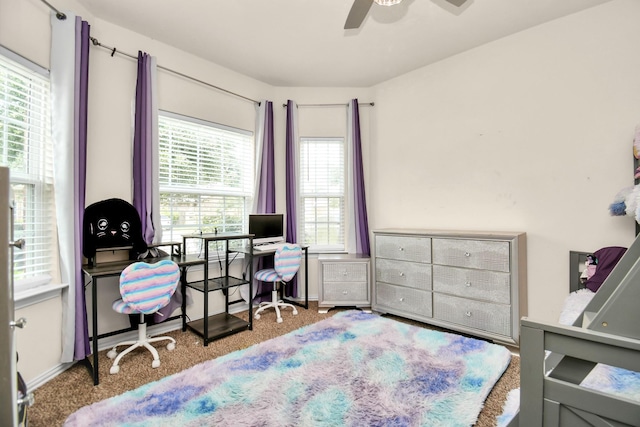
<box><xmin>254</xmin><ymin>268</ymin><xmax>280</xmax><ymax>282</ymax></box>
<box><xmin>112</xmin><ymin>260</ymin><xmax>180</xmax><ymax>315</ymax></box>
<box><xmin>254</xmin><ymin>244</ymin><xmax>302</xmax><ymax>283</ymax></box>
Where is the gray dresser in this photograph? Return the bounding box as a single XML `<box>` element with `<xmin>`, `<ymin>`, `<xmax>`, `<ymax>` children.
<box><xmin>318</xmin><ymin>254</ymin><xmax>370</xmax><ymax>313</ymax></box>
<box><xmin>372</xmin><ymin>230</ymin><xmax>527</xmax><ymax>346</ymax></box>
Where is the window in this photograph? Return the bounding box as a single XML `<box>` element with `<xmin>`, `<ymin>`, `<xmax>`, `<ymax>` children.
<box><xmin>158</xmin><ymin>111</ymin><xmax>254</xmax><ymax>253</ymax></box>
<box><xmin>0</xmin><ymin>48</ymin><xmax>54</xmax><ymax>285</ymax></box>
<box><xmin>299</xmin><ymin>137</ymin><xmax>345</xmax><ymax>251</ymax></box>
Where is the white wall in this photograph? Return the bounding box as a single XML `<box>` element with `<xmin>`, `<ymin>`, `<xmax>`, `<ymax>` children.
<box><xmin>371</xmin><ymin>0</ymin><xmax>640</xmax><ymax>322</ymax></box>
<box><xmin>3</xmin><ymin>0</ymin><xmax>639</xmax><ymax>385</ymax></box>
<box><xmin>14</xmin><ymin>297</ymin><xmax>63</xmax><ymax>386</ymax></box>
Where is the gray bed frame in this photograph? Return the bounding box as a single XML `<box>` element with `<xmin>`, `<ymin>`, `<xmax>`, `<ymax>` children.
<box><xmin>508</xmin><ymin>240</ymin><xmax>640</xmax><ymax>426</ymax></box>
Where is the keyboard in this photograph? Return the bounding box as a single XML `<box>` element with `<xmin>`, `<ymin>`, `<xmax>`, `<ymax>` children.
<box><xmin>254</xmin><ymin>242</ymin><xmax>286</xmax><ymax>252</ymax></box>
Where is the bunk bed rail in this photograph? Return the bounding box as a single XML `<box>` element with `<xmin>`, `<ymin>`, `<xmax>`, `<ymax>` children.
<box><xmin>518</xmin><ymin>317</ymin><xmax>640</xmax><ymax>426</ymax></box>
<box><xmin>507</xmin><ymin>233</ymin><xmax>640</xmax><ymax>426</ymax></box>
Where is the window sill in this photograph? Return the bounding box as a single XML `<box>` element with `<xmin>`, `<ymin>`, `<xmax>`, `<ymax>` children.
<box><xmin>15</xmin><ymin>283</ymin><xmax>68</xmax><ymax>310</ymax></box>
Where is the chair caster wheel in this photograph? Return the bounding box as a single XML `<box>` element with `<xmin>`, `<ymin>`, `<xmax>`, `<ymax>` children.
<box><xmin>107</xmin><ymin>349</ymin><xmax>117</xmax><ymax>359</ymax></box>
<box><xmin>167</xmin><ymin>342</ymin><xmax>175</xmax><ymax>351</ymax></box>
<box><xmin>152</xmin><ymin>360</ymin><xmax>160</xmax><ymax>368</ymax></box>
<box><xmin>292</xmin><ymin>309</ymin><xmax>298</xmax><ymax>315</ymax></box>
<box><xmin>109</xmin><ymin>365</ymin><xmax>120</xmax><ymax>374</ymax></box>
<box><xmin>277</xmin><ymin>317</ymin><xmax>283</xmax><ymax>323</ymax></box>
<box><xmin>255</xmin><ymin>313</ymin><xmax>261</xmax><ymax>320</ymax></box>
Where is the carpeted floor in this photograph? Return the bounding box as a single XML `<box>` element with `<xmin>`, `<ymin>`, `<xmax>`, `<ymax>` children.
<box><xmin>27</xmin><ymin>302</ymin><xmax>519</xmax><ymax>426</ymax></box>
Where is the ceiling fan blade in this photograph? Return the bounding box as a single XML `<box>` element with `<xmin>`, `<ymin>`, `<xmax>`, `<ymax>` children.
<box><xmin>444</xmin><ymin>0</ymin><xmax>468</xmax><ymax>6</ymax></box>
<box><xmin>344</xmin><ymin>0</ymin><xmax>374</xmax><ymax>30</ymax></box>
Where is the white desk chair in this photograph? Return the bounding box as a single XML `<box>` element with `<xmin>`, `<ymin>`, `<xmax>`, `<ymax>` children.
<box><xmin>254</xmin><ymin>243</ymin><xmax>302</xmax><ymax>323</ymax></box>
<box><xmin>107</xmin><ymin>260</ymin><xmax>180</xmax><ymax>374</ymax></box>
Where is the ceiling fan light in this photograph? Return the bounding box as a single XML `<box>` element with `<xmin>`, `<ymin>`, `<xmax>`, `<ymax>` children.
<box><xmin>373</xmin><ymin>0</ymin><xmax>403</xmax><ymax>6</ymax></box>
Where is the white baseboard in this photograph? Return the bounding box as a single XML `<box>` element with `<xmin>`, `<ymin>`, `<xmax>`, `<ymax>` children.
<box><xmin>27</xmin><ymin>298</ymin><xmax>316</xmax><ymax>391</ymax></box>
<box><xmin>26</xmin><ymin>361</ymin><xmax>75</xmax><ymax>392</ymax></box>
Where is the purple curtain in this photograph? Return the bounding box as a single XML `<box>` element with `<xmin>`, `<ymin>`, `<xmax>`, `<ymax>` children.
<box><xmin>73</xmin><ymin>18</ymin><xmax>91</xmax><ymax>359</ymax></box>
<box><xmin>255</xmin><ymin>101</ymin><xmax>275</xmax><ymax>213</ymax></box>
<box><xmin>130</xmin><ymin>52</ymin><xmax>176</xmax><ymax>322</ymax></box>
<box><xmin>349</xmin><ymin>99</ymin><xmax>371</xmax><ymax>255</ymax></box>
<box><xmin>285</xmin><ymin>100</ymin><xmax>299</xmax><ymax>297</ymax></box>
<box><xmin>133</xmin><ymin>51</ymin><xmax>154</xmax><ymax>245</ymax></box>
<box><xmin>251</xmin><ymin>101</ymin><xmax>275</xmax><ymax>303</ymax></box>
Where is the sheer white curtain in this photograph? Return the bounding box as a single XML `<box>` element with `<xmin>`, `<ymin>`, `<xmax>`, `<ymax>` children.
<box><xmin>50</xmin><ymin>12</ymin><xmax>91</xmax><ymax>362</ymax></box>
<box><xmin>252</xmin><ymin>101</ymin><xmax>274</xmax><ymax>214</ymax></box>
<box><xmin>242</xmin><ymin>100</ymin><xmax>275</xmax><ymax>303</ymax></box>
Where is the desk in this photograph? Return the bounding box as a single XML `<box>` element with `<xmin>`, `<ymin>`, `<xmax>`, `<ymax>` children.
<box><xmin>237</xmin><ymin>245</ymin><xmax>309</xmax><ymax>310</ymax></box>
<box><xmin>81</xmin><ymin>254</ymin><xmax>205</xmax><ymax>385</ymax></box>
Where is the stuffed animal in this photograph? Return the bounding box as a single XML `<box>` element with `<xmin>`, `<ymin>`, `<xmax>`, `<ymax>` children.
<box><xmin>83</xmin><ymin>198</ymin><xmax>147</xmax><ymax>259</ymax></box>
<box><xmin>610</xmin><ymin>125</ymin><xmax>640</xmax><ymax>223</ymax></box>
<box><xmin>609</xmin><ymin>184</ymin><xmax>640</xmax><ymax>222</ymax></box>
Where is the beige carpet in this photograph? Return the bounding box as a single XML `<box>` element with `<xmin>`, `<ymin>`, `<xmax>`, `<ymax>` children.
<box><xmin>27</xmin><ymin>302</ymin><xmax>519</xmax><ymax>426</ymax></box>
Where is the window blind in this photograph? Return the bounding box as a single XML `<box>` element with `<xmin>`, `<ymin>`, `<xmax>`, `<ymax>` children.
<box><xmin>0</xmin><ymin>50</ymin><xmax>54</xmax><ymax>283</ymax></box>
<box><xmin>299</xmin><ymin>137</ymin><xmax>345</xmax><ymax>251</ymax></box>
<box><xmin>158</xmin><ymin>112</ymin><xmax>254</xmax><ymax>249</ymax></box>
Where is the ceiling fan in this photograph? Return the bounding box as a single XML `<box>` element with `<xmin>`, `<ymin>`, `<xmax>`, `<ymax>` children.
<box><xmin>344</xmin><ymin>0</ymin><xmax>468</xmax><ymax>30</ymax></box>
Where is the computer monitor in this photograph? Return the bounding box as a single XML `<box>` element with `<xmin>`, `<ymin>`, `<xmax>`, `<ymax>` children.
<box><xmin>248</xmin><ymin>213</ymin><xmax>285</xmax><ymax>245</ymax></box>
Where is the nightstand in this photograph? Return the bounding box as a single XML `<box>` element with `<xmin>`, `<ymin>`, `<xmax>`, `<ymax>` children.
<box><xmin>317</xmin><ymin>254</ymin><xmax>370</xmax><ymax>313</ymax></box>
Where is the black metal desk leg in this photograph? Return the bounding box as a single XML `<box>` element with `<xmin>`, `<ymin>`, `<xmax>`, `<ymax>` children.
<box><xmin>304</xmin><ymin>248</ymin><xmax>309</xmax><ymax>309</ymax></box>
<box><xmin>248</xmin><ymin>240</ymin><xmax>253</xmax><ymax>330</ymax></box>
<box><xmin>181</xmin><ymin>268</ymin><xmax>187</xmax><ymax>332</ymax></box>
<box><xmin>203</xmin><ymin>244</ymin><xmax>209</xmax><ymax>346</ymax></box>
<box><xmin>92</xmin><ymin>278</ymin><xmax>99</xmax><ymax>385</ymax></box>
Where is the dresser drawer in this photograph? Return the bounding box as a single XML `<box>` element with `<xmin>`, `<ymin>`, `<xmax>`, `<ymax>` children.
<box><xmin>375</xmin><ymin>258</ymin><xmax>432</xmax><ymax>290</ymax></box>
<box><xmin>322</xmin><ymin>281</ymin><xmax>369</xmax><ymax>303</ymax></box>
<box><xmin>432</xmin><ymin>265</ymin><xmax>510</xmax><ymax>304</ymax></box>
<box><xmin>375</xmin><ymin>283</ymin><xmax>432</xmax><ymax>317</ymax></box>
<box><xmin>372</xmin><ymin>229</ymin><xmax>525</xmax><ymax>346</ymax></box>
<box><xmin>323</xmin><ymin>262</ymin><xmax>368</xmax><ymax>283</ymax></box>
<box><xmin>433</xmin><ymin>294</ymin><xmax>511</xmax><ymax>337</ymax></box>
<box><xmin>432</xmin><ymin>238</ymin><xmax>510</xmax><ymax>272</ymax></box>
<box><xmin>376</xmin><ymin>235</ymin><xmax>431</xmax><ymax>263</ymax></box>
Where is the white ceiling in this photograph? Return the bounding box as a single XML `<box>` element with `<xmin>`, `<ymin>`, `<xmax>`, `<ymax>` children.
<box><xmin>76</xmin><ymin>0</ymin><xmax>613</xmax><ymax>87</ymax></box>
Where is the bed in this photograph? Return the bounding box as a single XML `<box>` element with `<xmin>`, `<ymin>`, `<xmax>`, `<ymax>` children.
<box><xmin>502</xmin><ymin>240</ymin><xmax>640</xmax><ymax>426</ymax></box>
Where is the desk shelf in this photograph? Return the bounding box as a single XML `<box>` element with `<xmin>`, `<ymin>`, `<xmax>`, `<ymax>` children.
<box><xmin>185</xmin><ymin>313</ymin><xmax>249</xmax><ymax>341</ymax></box>
<box><xmin>185</xmin><ymin>276</ymin><xmax>247</xmax><ymax>292</ymax></box>
<box><xmin>181</xmin><ymin>232</ymin><xmax>254</xmax><ymax>346</ymax></box>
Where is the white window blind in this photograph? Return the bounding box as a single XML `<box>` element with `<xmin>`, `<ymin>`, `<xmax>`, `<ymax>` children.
<box><xmin>158</xmin><ymin>111</ymin><xmax>254</xmax><ymax>253</ymax></box>
<box><xmin>299</xmin><ymin>137</ymin><xmax>345</xmax><ymax>251</ymax></box>
<box><xmin>0</xmin><ymin>50</ymin><xmax>54</xmax><ymax>284</ymax></box>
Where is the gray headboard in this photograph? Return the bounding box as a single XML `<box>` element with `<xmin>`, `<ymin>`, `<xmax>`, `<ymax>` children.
<box><xmin>569</xmin><ymin>250</ymin><xmax>591</xmax><ymax>293</ymax></box>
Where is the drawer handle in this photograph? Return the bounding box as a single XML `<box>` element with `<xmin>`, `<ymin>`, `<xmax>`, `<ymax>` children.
<box><xmin>399</xmin><ymin>297</ymin><xmax>404</xmax><ymax>302</ymax></box>
<box><xmin>342</xmin><ymin>290</ymin><xmax>348</xmax><ymax>295</ymax></box>
<box><xmin>465</xmin><ymin>282</ymin><xmax>472</xmax><ymax>287</ymax></box>
<box><xmin>465</xmin><ymin>252</ymin><xmax>471</xmax><ymax>257</ymax></box>
<box><xmin>342</xmin><ymin>271</ymin><xmax>348</xmax><ymax>276</ymax></box>
<box><xmin>399</xmin><ymin>272</ymin><xmax>405</xmax><ymax>277</ymax></box>
<box><xmin>465</xmin><ymin>311</ymin><xmax>472</xmax><ymax>317</ymax></box>
<box><xmin>398</xmin><ymin>246</ymin><xmax>404</xmax><ymax>251</ymax></box>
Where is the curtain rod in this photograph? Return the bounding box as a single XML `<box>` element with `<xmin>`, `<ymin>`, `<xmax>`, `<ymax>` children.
<box><xmin>282</xmin><ymin>102</ymin><xmax>375</xmax><ymax>108</ymax></box>
<box><xmin>43</xmin><ymin>0</ymin><xmax>258</xmax><ymax>105</ymax></box>
<box><xmin>41</xmin><ymin>0</ymin><xmax>66</xmax><ymax>20</ymax></box>
<box><xmin>43</xmin><ymin>0</ymin><xmax>365</xmax><ymax>108</ymax></box>
<box><xmin>89</xmin><ymin>37</ymin><xmax>259</xmax><ymax>105</ymax></box>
